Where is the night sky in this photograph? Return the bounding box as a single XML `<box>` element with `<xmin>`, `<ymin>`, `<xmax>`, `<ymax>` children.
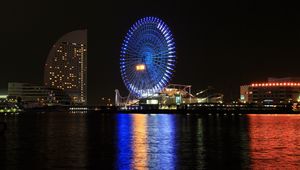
<box><xmin>1</xmin><ymin>0</ymin><xmax>300</xmax><ymax>104</ymax></box>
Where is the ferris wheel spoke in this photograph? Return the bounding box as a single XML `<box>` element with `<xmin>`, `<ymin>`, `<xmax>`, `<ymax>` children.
<box><xmin>135</xmin><ymin>73</ymin><xmax>145</xmax><ymax>91</ymax></box>
<box><xmin>153</xmin><ymin>58</ymin><xmax>168</xmax><ymax>64</ymax></box>
<box><xmin>152</xmin><ymin>55</ymin><xmax>171</xmax><ymax>59</ymax></box>
<box><xmin>126</xmin><ymin>64</ymin><xmax>140</xmax><ymax>81</ymax></box>
<box><xmin>125</xmin><ymin>48</ymin><xmax>140</xmax><ymax>56</ymax></box>
<box><xmin>125</xmin><ymin>55</ymin><xmax>142</xmax><ymax>60</ymax></box>
<box><xmin>150</xmin><ymin>50</ymin><xmax>173</xmax><ymax>58</ymax></box>
<box><xmin>139</xmin><ymin>67</ymin><xmax>154</xmax><ymax>92</ymax></box>
<box><xmin>154</xmin><ymin>62</ymin><xmax>170</xmax><ymax>77</ymax></box>
<box><xmin>144</xmin><ymin>69</ymin><xmax>154</xmax><ymax>87</ymax></box>
<box><xmin>122</xmin><ymin>61</ymin><xmax>137</xmax><ymax>69</ymax></box>
<box><xmin>122</xmin><ymin>57</ymin><xmax>141</xmax><ymax>62</ymax></box>
<box><xmin>127</xmin><ymin>68</ymin><xmax>139</xmax><ymax>83</ymax></box>
<box><xmin>122</xmin><ymin>54</ymin><xmax>141</xmax><ymax>59</ymax></box>
<box><xmin>125</xmin><ymin>67</ymin><xmax>135</xmax><ymax>78</ymax></box>
<box><xmin>145</xmin><ymin>65</ymin><xmax>164</xmax><ymax>84</ymax></box>
<box><xmin>125</xmin><ymin>62</ymin><xmax>142</xmax><ymax>71</ymax></box>
<box><xmin>126</xmin><ymin>49</ymin><xmax>171</xmax><ymax>60</ymax></box>
<box><xmin>123</xmin><ymin>39</ymin><xmax>139</xmax><ymax>51</ymax></box>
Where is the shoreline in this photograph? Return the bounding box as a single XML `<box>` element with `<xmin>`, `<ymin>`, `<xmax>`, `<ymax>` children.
<box><xmin>1</xmin><ymin>104</ymin><xmax>300</xmax><ymax>114</ymax></box>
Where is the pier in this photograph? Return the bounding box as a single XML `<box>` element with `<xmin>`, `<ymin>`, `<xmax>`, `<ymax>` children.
<box><xmin>68</xmin><ymin>103</ymin><xmax>299</xmax><ymax>114</ymax></box>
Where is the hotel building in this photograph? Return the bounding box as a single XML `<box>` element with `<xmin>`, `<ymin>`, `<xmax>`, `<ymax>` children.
<box><xmin>44</xmin><ymin>30</ymin><xmax>87</xmax><ymax>105</ymax></box>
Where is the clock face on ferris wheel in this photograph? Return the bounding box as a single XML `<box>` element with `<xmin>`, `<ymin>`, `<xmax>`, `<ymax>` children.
<box><xmin>120</xmin><ymin>17</ymin><xmax>176</xmax><ymax>98</ymax></box>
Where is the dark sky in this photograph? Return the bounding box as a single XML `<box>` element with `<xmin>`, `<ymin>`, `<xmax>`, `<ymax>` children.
<box><xmin>1</xmin><ymin>0</ymin><xmax>300</xmax><ymax>104</ymax></box>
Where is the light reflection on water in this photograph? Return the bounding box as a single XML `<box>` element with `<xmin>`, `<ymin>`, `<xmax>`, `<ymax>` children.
<box><xmin>116</xmin><ymin>114</ymin><xmax>132</xmax><ymax>170</ymax></box>
<box><xmin>248</xmin><ymin>114</ymin><xmax>300</xmax><ymax>169</ymax></box>
<box><xmin>116</xmin><ymin>114</ymin><xmax>176</xmax><ymax>170</ymax></box>
<box><xmin>116</xmin><ymin>113</ymin><xmax>300</xmax><ymax>169</ymax></box>
<box><xmin>1</xmin><ymin>112</ymin><xmax>300</xmax><ymax>169</ymax></box>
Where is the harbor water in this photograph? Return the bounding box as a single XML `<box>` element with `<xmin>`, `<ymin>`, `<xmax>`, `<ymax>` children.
<box><xmin>1</xmin><ymin>112</ymin><xmax>300</xmax><ymax>169</ymax></box>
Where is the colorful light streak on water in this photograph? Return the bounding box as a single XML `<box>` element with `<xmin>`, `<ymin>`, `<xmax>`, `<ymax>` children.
<box><xmin>248</xmin><ymin>114</ymin><xmax>300</xmax><ymax>169</ymax></box>
<box><xmin>132</xmin><ymin>114</ymin><xmax>148</xmax><ymax>169</ymax></box>
<box><xmin>116</xmin><ymin>114</ymin><xmax>176</xmax><ymax>169</ymax></box>
<box><xmin>116</xmin><ymin>114</ymin><xmax>132</xmax><ymax>170</ymax></box>
<box><xmin>147</xmin><ymin>114</ymin><xmax>176</xmax><ymax>169</ymax></box>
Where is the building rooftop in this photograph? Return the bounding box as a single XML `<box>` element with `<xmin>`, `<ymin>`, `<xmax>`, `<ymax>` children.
<box><xmin>268</xmin><ymin>77</ymin><xmax>300</xmax><ymax>83</ymax></box>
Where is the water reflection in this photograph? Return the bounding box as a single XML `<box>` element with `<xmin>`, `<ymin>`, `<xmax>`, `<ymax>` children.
<box><xmin>116</xmin><ymin>114</ymin><xmax>176</xmax><ymax>170</ymax></box>
<box><xmin>116</xmin><ymin>114</ymin><xmax>132</xmax><ymax>170</ymax></box>
<box><xmin>2</xmin><ymin>112</ymin><xmax>300</xmax><ymax>169</ymax></box>
<box><xmin>147</xmin><ymin>114</ymin><xmax>176</xmax><ymax>169</ymax></box>
<box><xmin>0</xmin><ymin>112</ymin><xmax>88</xmax><ymax>169</ymax></box>
<box><xmin>248</xmin><ymin>114</ymin><xmax>300</xmax><ymax>169</ymax></box>
<box><xmin>176</xmin><ymin>115</ymin><xmax>206</xmax><ymax>169</ymax></box>
<box><xmin>196</xmin><ymin>118</ymin><xmax>204</xmax><ymax>169</ymax></box>
<box><xmin>133</xmin><ymin>114</ymin><xmax>148</xmax><ymax>169</ymax></box>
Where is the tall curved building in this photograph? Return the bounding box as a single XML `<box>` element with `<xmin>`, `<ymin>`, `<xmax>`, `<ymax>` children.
<box><xmin>44</xmin><ymin>29</ymin><xmax>87</xmax><ymax>105</ymax></box>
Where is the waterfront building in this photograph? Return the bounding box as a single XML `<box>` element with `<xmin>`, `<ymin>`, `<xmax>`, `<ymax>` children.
<box><xmin>195</xmin><ymin>86</ymin><xmax>224</xmax><ymax>103</ymax></box>
<box><xmin>8</xmin><ymin>82</ymin><xmax>70</xmax><ymax>108</ymax></box>
<box><xmin>0</xmin><ymin>93</ymin><xmax>22</xmax><ymax>113</ymax></box>
<box><xmin>44</xmin><ymin>30</ymin><xmax>87</xmax><ymax>105</ymax></box>
<box><xmin>240</xmin><ymin>77</ymin><xmax>300</xmax><ymax>104</ymax></box>
<box><xmin>116</xmin><ymin>84</ymin><xmax>223</xmax><ymax>109</ymax></box>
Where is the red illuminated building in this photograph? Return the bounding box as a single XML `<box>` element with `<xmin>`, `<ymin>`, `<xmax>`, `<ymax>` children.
<box><xmin>240</xmin><ymin>77</ymin><xmax>300</xmax><ymax>104</ymax></box>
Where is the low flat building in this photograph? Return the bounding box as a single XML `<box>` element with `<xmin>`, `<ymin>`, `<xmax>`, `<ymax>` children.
<box><xmin>116</xmin><ymin>84</ymin><xmax>223</xmax><ymax>110</ymax></box>
<box><xmin>8</xmin><ymin>83</ymin><xmax>71</xmax><ymax>108</ymax></box>
<box><xmin>240</xmin><ymin>77</ymin><xmax>300</xmax><ymax>104</ymax></box>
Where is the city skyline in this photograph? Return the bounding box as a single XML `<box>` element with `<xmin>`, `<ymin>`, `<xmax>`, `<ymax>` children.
<box><xmin>2</xmin><ymin>1</ymin><xmax>300</xmax><ymax>169</ymax></box>
<box><xmin>1</xmin><ymin>0</ymin><xmax>300</xmax><ymax>104</ymax></box>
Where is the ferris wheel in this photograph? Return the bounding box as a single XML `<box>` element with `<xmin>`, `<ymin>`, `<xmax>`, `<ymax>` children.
<box><xmin>120</xmin><ymin>16</ymin><xmax>176</xmax><ymax>98</ymax></box>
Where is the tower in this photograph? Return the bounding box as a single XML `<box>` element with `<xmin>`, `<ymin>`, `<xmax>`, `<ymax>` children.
<box><xmin>44</xmin><ymin>30</ymin><xmax>87</xmax><ymax>105</ymax></box>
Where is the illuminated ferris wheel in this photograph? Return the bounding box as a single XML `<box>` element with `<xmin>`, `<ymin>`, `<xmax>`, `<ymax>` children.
<box><xmin>120</xmin><ymin>16</ymin><xmax>176</xmax><ymax>98</ymax></box>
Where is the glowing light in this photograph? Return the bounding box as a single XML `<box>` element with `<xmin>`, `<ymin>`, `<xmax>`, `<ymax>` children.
<box><xmin>135</xmin><ymin>64</ymin><xmax>145</xmax><ymax>71</ymax></box>
<box><xmin>251</xmin><ymin>82</ymin><xmax>300</xmax><ymax>88</ymax></box>
<box><xmin>120</xmin><ymin>16</ymin><xmax>176</xmax><ymax>97</ymax></box>
<box><xmin>116</xmin><ymin>114</ymin><xmax>177</xmax><ymax>170</ymax></box>
<box><xmin>132</xmin><ymin>115</ymin><xmax>148</xmax><ymax>169</ymax></box>
<box><xmin>116</xmin><ymin>114</ymin><xmax>132</xmax><ymax>170</ymax></box>
<box><xmin>0</xmin><ymin>95</ymin><xmax>7</xmax><ymax>99</ymax></box>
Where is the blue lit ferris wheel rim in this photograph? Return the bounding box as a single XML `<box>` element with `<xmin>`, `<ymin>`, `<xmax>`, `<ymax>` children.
<box><xmin>120</xmin><ymin>17</ymin><xmax>176</xmax><ymax>98</ymax></box>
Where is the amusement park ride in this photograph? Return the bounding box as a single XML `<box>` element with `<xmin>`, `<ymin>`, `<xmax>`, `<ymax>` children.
<box><xmin>115</xmin><ymin>17</ymin><xmax>223</xmax><ymax>107</ymax></box>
